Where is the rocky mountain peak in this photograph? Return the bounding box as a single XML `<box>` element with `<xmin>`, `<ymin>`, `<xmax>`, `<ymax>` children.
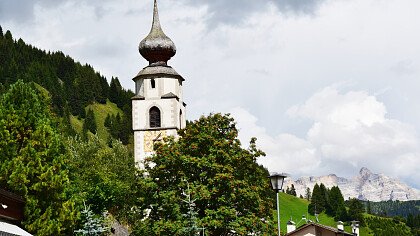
<box><xmin>284</xmin><ymin>168</ymin><xmax>420</xmax><ymax>201</ymax></box>
<box><xmin>359</xmin><ymin>167</ymin><xmax>373</xmax><ymax>180</ymax></box>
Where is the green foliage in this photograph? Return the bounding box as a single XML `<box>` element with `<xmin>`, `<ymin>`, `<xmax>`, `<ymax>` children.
<box><xmin>75</xmin><ymin>204</ymin><xmax>110</xmax><ymax>236</ymax></box>
<box><xmin>328</xmin><ymin>186</ymin><xmax>347</xmax><ymax>220</ymax></box>
<box><xmin>134</xmin><ymin>113</ymin><xmax>275</xmax><ymax>235</ymax></box>
<box><xmin>0</xmin><ymin>81</ymin><xmax>78</xmax><ymax>235</ymax></box>
<box><xmin>365</xmin><ymin>216</ymin><xmax>413</xmax><ymax>236</ymax></box>
<box><xmin>83</xmin><ymin>108</ymin><xmax>97</xmax><ymax>135</ymax></box>
<box><xmin>66</xmin><ymin>136</ymin><xmax>137</xmax><ymax>219</ymax></box>
<box><xmin>406</xmin><ymin>214</ymin><xmax>420</xmax><ymax>235</ymax></box>
<box><xmin>286</xmin><ymin>184</ymin><xmax>297</xmax><ymax>196</ymax></box>
<box><xmin>103</xmin><ymin>111</ymin><xmax>131</xmax><ymax>145</ymax></box>
<box><xmin>305</xmin><ymin>187</ymin><xmax>311</xmax><ymax>201</ymax></box>
<box><xmin>308</xmin><ymin>183</ymin><xmax>326</xmax><ymax>215</ymax></box>
<box><xmin>0</xmin><ymin>26</ymin><xmax>133</xmax><ymax>133</ymax></box>
<box><xmin>347</xmin><ymin>198</ymin><xmax>365</xmax><ymax>225</ymax></box>
<box><xmin>366</xmin><ymin>200</ymin><xmax>420</xmax><ymax>218</ymax></box>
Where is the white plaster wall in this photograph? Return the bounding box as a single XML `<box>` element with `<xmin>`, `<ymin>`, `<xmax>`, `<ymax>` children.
<box><xmin>134</xmin><ymin>131</ymin><xmax>145</xmax><ymax>166</ymax></box>
<box><xmin>133</xmin><ymin>98</ymin><xmax>185</xmax><ymax>130</ymax></box>
<box><xmin>133</xmin><ymin>73</ymin><xmax>186</xmax><ymax>167</ymax></box>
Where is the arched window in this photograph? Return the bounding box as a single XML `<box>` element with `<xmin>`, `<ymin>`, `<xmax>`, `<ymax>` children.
<box><xmin>149</xmin><ymin>106</ymin><xmax>161</xmax><ymax>128</ymax></box>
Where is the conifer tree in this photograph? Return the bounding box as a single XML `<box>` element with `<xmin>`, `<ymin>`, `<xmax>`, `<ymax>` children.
<box><xmin>308</xmin><ymin>184</ymin><xmax>325</xmax><ymax>215</ymax></box>
<box><xmin>290</xmin><ymin>184</ymin><xmax>297</xmax><ymax>196</ymax></box>
<box><xmin>0</xmin><ymin>25</ymin><xmax>3</xmax><ymax>37</ymax></box>
<box><xmin>347</xmin><ymin>198</ymin><xmax>365</xmax><ymax>225</ymax></box>
<box><xmin>83</xmin><ymin>108</ymin><xmax>97</xmax><ymax>134</ymax></box>
<box><xmin>305</xmin><ymin>187</ymin><xmax>312</xmax><ymax>201</ymax></box>
<box><xmin>0</xmin><ymin>81</ymin><xmax>78</xmax><ymax>234</ymax></box>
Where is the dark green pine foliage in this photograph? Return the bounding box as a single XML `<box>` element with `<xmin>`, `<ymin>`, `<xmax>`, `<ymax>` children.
<box><xmin>305</xmin><ymin>187</ymin><xmax>312</xmax><ymax>201</ymax></box>
<box><xmin>365</xmin><ymin>216</ymin><xmax>413</xmax><ymax>236</ymax></box>
<box><xmin>83</xmin><ymin>108</ymin><xmax>97</xmax><ymax>134</ymax></box>
<box><xmin>328</xmin><ymin>186</ymin><xmax>347</xmax><ymax>221</ymax></box>
<box><xmin>347</xmin><ymin>198</ymin><xmax>365</xmax><ymax>225</ymax></box>
<box><xmin>367</xmin><ymin>200</ymin><xmax>420</xmax><ymax>218</ymax></box>
<box><xmin>0</xmin><ymin>81</ymin><xmax>78</xmax><ymax>235</ymax></box>
<box><xmin>406</xmin><ymin>214</ymin><xmax>420</xmax><ymax>235</ymax></box>
<box><xmin>104</xmin><ymin>112</ymin><xmax>131</xmax><ymax>145</ymax></box>
<box><xmin>0</xmin><ymin>25</ymin><xmax>133</xmax><ymax>121</ymax></box>
<box><xmin>308</xmin><ymin>183</ymin><xmax>326</xmax><ymax>215</ymax></box>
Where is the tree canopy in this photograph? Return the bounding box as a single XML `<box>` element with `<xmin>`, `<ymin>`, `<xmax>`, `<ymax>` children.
<box><xmin>134</xmin><ymin>113</ymin><xmax>275</xmax><ymax>235</ymax></box>
<box><xmin>0</xmin><ymin>81</ymin><xmax>78</xmax><ymax>235</ymax></box>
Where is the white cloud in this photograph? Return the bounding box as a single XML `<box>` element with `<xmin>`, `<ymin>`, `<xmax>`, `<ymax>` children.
<box><xmin>231</xmin><ymin>86</ymin><xmax>420</xmax><ymax>188</ymax></box>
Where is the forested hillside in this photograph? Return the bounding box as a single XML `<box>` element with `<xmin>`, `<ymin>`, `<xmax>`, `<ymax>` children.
<box><xmin>0</xmin><ymin>25</ymin><xmax>133</xmax><ymax>143</ymax></box>
<box><xmin>365</xmin><ymin>200</ymin><xmax>420</xmax><ymax>218</ymax></box>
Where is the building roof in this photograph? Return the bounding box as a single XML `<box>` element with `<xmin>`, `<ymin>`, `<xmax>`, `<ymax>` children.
<box><xmin>286</xmin><ymin>222</ymin><xmax>354</xmax><ymax>236</ymax></box>
<box><xmin>133</xmin><ymin>64</ymin><xmax>184</xmax><ymax>81</ymax></box>
<box><xmin>0</xmin><ymin>221</ymin><xmax>32</xmax><ymax>236</ymax></box>
<box><xmin>139</xmin><ymin>0</ymin><xmax>176</xmax><ymax>66</ymax></box>
<box><xmin>0</xmin><ymin>189</ymin><xmax>24</xmax><ymax>222</ymax></box>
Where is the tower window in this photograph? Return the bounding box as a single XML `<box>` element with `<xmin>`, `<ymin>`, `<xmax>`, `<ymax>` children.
<box><xmin>149</xmin><ymin>106</ymin><xmax>161</xmax><ymax>128</ymax></box>
<box><xmin>151</xmin><ymin>79</ymin><xmax>156</xmax><ymax>88</ymax></box>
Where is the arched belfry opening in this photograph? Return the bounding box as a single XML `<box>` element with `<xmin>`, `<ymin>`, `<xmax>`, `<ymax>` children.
<box><xmin>149</xmin><ymin>106</ymin><xmax>161</xmax><ymax>128</ymax></box>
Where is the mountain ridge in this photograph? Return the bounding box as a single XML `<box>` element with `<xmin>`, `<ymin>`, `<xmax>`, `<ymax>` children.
<box><xmin>285</xmin><ymin>167</ymin><xmax>420</xmax><ymax>201</ymax></box>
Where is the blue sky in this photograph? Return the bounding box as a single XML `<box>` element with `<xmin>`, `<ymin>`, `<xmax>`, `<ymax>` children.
<box><xmin>1</xmin><ymin>0</ymin><xmax>419</xmax><ymax>188</ymax></box>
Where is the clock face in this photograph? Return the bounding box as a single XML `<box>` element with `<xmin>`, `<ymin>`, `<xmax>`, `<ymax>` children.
<box><xmin>144</xmin><ymin>130</ymin><xmax>166</xmax><ymax>152</ymax></box>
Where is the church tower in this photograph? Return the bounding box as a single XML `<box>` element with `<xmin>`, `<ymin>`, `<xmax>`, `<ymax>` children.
<box><xmin>132</xmin><ymin>0</ymin><xmax>186</xmax><ymax>167</ymax></box>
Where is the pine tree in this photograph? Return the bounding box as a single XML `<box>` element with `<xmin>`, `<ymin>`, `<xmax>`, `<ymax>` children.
<box><xmin>0</xmin><ymin>81</ymin><xmax>78</xmax><ymax>234</ymax></box>
<box><xmin>0</xmin><ymin>25</ymin><xmax>3</xmax><ymax>37</ymax></box>
<box><xmin>327</xmin><ymin>186</ymin><xmax>345</xmax><ymax>217</ymax></box>
<box><xmin>83</xmin><ymin>108</ymin><xmax>97</xmax><ymax>134</ymax></box>
<box><xmin>305</xmin><ymin>187</ymin><xmax>312</xmax><ymax>201</ymax></box>
<box><xmin>290</xmin><ymin>184</ymin><xmax>297</xmax><ymax>196</ymax></box>
<box><xmin>347</xmin><ymin>198</ymin><xmax>365</xmax><ymax>225</ymax></box>
<box><xmin>308</xmin><ymin>184</ymin><xmax>325</xmax><ymax>215</ymax></box>
<box><xmin>75</xmin><ymin>203</ymin><xmax>109</xmax><ymax>236</ymax></box>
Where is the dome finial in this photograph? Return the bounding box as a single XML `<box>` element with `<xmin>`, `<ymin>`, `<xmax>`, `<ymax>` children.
<box><xmin>152</xmin><ymin>0</ymin><xmax>161</xmax><ymax>30</ymax></box>
<box><xmin>139</xmin><ymin>0</ymin><xmax>176</xmax><ymax>66</ymax></box>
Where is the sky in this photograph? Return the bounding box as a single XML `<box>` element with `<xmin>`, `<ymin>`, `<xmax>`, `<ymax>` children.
<box><xmin>1</xmin><ymin>0</ymin><xmax>420</xmax><ymax>188</ymax></box>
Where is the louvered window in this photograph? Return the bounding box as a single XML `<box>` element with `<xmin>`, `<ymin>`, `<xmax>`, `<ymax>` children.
<box><xmin>149</xmin><ymin>106</ymin><xmax>161</xmax><ymax>128</ymax></box>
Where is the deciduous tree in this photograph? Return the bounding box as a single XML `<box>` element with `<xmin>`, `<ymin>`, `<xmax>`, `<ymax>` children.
<box><xmin>134</xmin><ymin>113</ymin><xmax>275</xmax><ymax>235</ymax></box>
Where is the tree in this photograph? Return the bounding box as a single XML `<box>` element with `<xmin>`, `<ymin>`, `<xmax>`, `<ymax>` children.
<box><xmin>83</xmin><ymin>108</ymin><xmax>97</xmax><ymax>135</ymax></box>
<box><xmin>308</xmin><ymin>184</ymin><xmax>325</xmax><ymax>215</ymax></box>
<box><xmin>134</xmin><ymin>113</ymin><xmax>275</xmax><ymax>235</ymax></box>
<box><xmin>0</xmin><ymin>25</ymin><xmax>3</xmax><ymax>37</ymax></box>
<box><xmin>305</xmin><ymin>187</ymin><xmax>312</xmax><ymax>201</ymax></box>
<box><xmin>327</xmin><ymin>186</ymin><xmax>345</xmax><ymax>217</ymax></box>
<box><xmin>66</xmin><ymin>136</ymin><xmax>137</xmax><ymax>218</ymax></box>
<box><xmin>0</xmin><ymin>81</ymin><xmax>78</xmax><ymax>235</ymax></box>
<box><xmin>347</xmin><ymin>198</ymin><xmax>365</xmax><ymax>225</ymax></box>
<box><xmin>290</xmin><ymin>184</ymin><xmax>297</xmax><ymax>196</ymax></box>
<box><xmin>74</xmin><ymin>203</ymin><xmax>109</xmax><ymax>236</ymax></box>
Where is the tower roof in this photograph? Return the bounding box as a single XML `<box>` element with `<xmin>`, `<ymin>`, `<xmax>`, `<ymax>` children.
<box><xmin>139</xmin><ymin>0</ymin><xmax>176</xmax><ymax>66</ymax></box>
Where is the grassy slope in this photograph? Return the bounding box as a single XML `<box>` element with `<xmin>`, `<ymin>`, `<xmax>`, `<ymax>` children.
<box><xmin>278</xmin><ymin>193</ymin><xmax>373</xmax><ymax>235</ymax></box>
<box><xmin>70</xmin><ymin>100</ymin><xmax>123</xmax><ymax>141</ymax></box>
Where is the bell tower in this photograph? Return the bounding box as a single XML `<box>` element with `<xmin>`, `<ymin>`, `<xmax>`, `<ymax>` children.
<box><xmin>132</xmin><ymin>0</ymin><xmax>186</xmax><ymax>167</ymax></box>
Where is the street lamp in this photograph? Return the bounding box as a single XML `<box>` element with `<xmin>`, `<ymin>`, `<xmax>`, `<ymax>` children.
<box><xmin>268</xmin><ymin>173</ymin><xmax>287</xmax><ymax>236</ymax></box>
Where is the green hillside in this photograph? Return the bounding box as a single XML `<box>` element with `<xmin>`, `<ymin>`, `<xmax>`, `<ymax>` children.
<box><xmin>278</xmin><ymin>193</ymin><xmax>372</xmax><ymax>235</ymax></box>
<box><xmin>278</xmin><ymin>193</ymin><xmax>415</xmax><ymax>235</ymax></box>
<box><xmin>69</xmin><ymin>100</ymin><xmax>123</xmax><ymax>141</ymax></box>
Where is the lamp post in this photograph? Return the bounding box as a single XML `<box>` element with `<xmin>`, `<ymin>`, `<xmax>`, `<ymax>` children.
<box><xmin>268</xmin><ymin>173</ymin><xmax>287</xmax><ymax>236</ymax></box>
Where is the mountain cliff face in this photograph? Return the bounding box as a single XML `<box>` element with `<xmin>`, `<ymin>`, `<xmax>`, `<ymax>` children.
<box><xmin>285</xmin><ymin>167</ymin><xmax>420</xmax><ymax>201</ymax></box>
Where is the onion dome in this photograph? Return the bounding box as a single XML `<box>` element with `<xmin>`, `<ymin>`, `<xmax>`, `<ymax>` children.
<box><xmin>139</xmin><ymin>0</ymin><xmax>176</xmax><ymax>65</ymax></box>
